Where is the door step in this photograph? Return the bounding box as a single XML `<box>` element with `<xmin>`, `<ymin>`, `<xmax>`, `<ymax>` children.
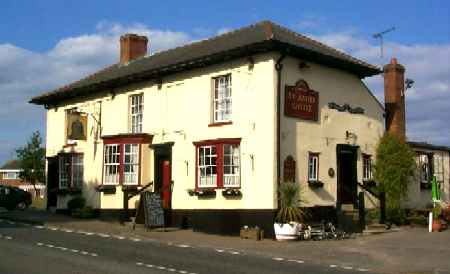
<box><xmin>363</xmin><ymin>223</ymin><xmax>400</xmax><ymax>236</ymax></box>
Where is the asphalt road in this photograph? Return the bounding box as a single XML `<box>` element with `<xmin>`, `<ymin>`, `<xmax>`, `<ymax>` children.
<box><xmin>0</xmin><ymin>220</ymin><xmax>374</xmax><ymax>274</ymax></box>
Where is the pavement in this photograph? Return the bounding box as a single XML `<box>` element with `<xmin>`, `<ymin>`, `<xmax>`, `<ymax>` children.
<box><xmin>1</xmin><ymin>208</ymin><xmax>449</xmax><ymax>274</ymax></box>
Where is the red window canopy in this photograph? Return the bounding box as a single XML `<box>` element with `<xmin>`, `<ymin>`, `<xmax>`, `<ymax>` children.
<box><xmin>102</xmin><ymin>133</ymin><xmax>153</xmax><ymax>144</ymax></box>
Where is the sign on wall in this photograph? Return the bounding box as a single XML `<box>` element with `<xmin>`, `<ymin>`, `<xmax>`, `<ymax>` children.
<box><xmin>66</xmin><ymin>112</ymin><xmax>87</xmax><ymax>140</ymax></box>
<box><xmin>284</xmin><ymin>79</ymin><xmax>319</xmax><ymax>121</ymax></box>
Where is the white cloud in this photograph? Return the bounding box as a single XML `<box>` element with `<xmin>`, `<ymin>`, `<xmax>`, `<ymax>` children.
<box><xmin>0</xmin><ymin>22</ymin><xmax>194</xmax><ymax>164</ymax></box>
<box><xmin>312</xmin><ymin>32</ymin><xmax>450</xmax><ymax>146</ymax></box>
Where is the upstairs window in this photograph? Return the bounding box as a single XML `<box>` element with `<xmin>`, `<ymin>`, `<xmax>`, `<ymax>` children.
<box><xmin>129</xmin><ymin>94</ymin><xmax>143</xmax><ymax>133</ymax></box>
<box><xmin>308</xmin><ymin>153</ymin><xmax>319</xmax><ymax>181</ymax></box>
<box><xmin>195</xmin><ymin>139</ymin><xmax>241</xmax><ymax>189</ymax></box>
<box><xmin>213</xmin><ymin>74</ymin><xmax>232</xmax><ymax>123</ymax></box>
<box><xmin>363</xmin><ymin>154</ymin><xmax>373</xmax><ymax>181</ymax></box>
<box><xmin>2</xmin><ymin>172</ymin><xmax>19</xmax><ymax>180</ymax></box>
<box><xmin>58</xmin><ymin>153</ymin><xmax>83</xmax><ymax>189</ymax></box>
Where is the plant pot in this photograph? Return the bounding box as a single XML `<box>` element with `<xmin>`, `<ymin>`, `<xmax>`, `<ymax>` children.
<box><xmin>432</xmin><ymin>219</ymin><xmax>442</xmax><ymax>232</ymax></box>
<box><xmin>274</xmin><ymin>223</ymin><xmax>300</xmax><ymax>241</ymax></box>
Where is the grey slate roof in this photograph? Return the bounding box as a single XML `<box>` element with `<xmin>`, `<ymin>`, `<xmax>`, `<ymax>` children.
<box><xmin>30</xmin><ymin>21</ymin><xmax>381</xmax><ymax>105</ymax></box>
<box><xmin>408</xmin><ymin>141</ymin><xmax>450</xmax><ymax>152</ymax></box>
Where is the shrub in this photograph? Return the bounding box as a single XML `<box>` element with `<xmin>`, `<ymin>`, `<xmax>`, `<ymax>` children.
<box><xmin>373</xmin><ymin>134</ymin><xmax>415</xmax><ymax>222</ymax></box>
<box><xmin>276</xmin><ymin>182</ymin><xmax>308</xmax><ymax>223</ymax></box>
<box><xmin>67</xmin><ymin>196</ymin><xmax>86</xmax><ymax>213</ymax></box>
<box><xmin>72</xmin><ymin>206</ymin><xmax>97</xmax><ymax>219</ymax></box>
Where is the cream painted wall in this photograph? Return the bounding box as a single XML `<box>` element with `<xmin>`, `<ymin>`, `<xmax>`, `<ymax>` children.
<box><xmin>405</xmin><ymin>149</ymin><xmax>450</xmax><ymax>209</ymax></box>
<box><xmin>46</xmin><ymin>53</ymin><xmax>278</xmax><ymax>210</ymax></box>
<box><xmin>280</xmin><ymin>56</ymin><xmax>385</xmax><ymax>208</ymax></box>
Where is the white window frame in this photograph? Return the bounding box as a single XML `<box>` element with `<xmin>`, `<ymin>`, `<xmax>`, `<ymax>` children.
<box><xmin>198</xmin><ymin>146</ymin><xmax>217</xmax><ymax>188</ymax></box>
<box><xmin>213</xmin><ymin>74</ymin><xmax>232</xmax><ymax>123</ymax></box>
<box><xmin>363</xmin><ymin>154</ymin><xmax>373</xmax><ymax>181</ymax></box>
<box><xmin>2</xmin><ymin>172</ymin><xmax>19</xmax><ymax>180</ymax></box>
<box><xmin>129</xmin><ymin>94</ymin><xmax>143</xmax><ymax>133</ymax></box>
<box><xmin>223</xmin><ymin>144</ymin><xmax>240</xmax><ymax>188</ymax></box>
<box><xmin>123</xmin><ymin>144</ymin><xmax>139</xmax><ymax>185</ymax></box>
<box><xmin>58</xmin><ymin>154</ymin><xmax>84</xmax><ymax>189</ymax></box>
<box><xmin>104</xmin><ymin>144</ymin><xmax>120</xmax><ymax>185</ymax></box>
<box><xmin>308</xmin><ymin>153</ymin><xmax>319</xmax><ymax>181</ymax></box>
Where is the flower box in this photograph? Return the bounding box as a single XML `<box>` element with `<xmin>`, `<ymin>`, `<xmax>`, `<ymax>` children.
<box><xmin>308</xmin><ymin>180</ymin><xmax>324</xmax><ymax>188</ymax></box>
<box><xmin>222</xmin><ymin>188</ymin><xmax>242</xmax><ymax>198</ymax></box>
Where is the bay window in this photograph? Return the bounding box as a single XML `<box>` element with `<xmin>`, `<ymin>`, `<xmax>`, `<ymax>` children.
<box><xmin>58</xmin><ymin>153</ymin><xmax>84</xmax><ymax>189</ymax></box>
<box><xmin>195</xmin><ymin>139</ymin><xmax>240</xmax><ymax>189</ymax></box>
<box><xmin>103</xmin><ymin>143</ymin><xmax>140</xmax><ymax>186</ymax></box>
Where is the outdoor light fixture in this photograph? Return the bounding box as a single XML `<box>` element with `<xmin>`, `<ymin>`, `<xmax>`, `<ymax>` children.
<box><xmin>298</xmin><ymin>61</ymin><xmax>310</xmax><ymax>70</ymax></box>
<box><xmin>405</xmin><ymin>78</ymin><xmax>414</xmax><ymax>90</ymax></box>
<box><xmin>247</xmin><ymin>56</ymin><xmax>255</xmax><ymax>70</ymax></box>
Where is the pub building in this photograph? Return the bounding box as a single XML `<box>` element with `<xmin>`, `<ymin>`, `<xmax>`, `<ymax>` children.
<box><xmin>30</xmin><ymin>21</ymin><xmax>448</xmax><ymax>236</ymax></box>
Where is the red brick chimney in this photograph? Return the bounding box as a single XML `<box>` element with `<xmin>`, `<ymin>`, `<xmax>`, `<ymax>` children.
<box><xmin>384</xmin><ymin>58</ymin><xmax>406</xmax><ymax>141</ymax></box>
<box><xmin>120</xmin><ymin>34</ymin><xmax>148</xmax><ymax>64</ymax></box>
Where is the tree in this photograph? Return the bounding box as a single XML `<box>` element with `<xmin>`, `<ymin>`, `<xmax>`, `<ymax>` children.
<box><xmin>373</xmin><ymin>134</ymin><xmax>415</xmax><ymax>222</ymax></box>
<box><xmin>16</xmin><ymin>131</ymin><xmax>46</xmax><ymax>193</ymax></box>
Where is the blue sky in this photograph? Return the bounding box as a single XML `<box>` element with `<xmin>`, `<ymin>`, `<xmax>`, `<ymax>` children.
<box><xmin>1</xmin><ymin>0</ymin><xmax>449</xmax><ymax>164</ymax></box>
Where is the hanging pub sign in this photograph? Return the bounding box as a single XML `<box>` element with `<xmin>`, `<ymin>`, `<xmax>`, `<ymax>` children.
<box><xmin>284</xmin><ymin>79</ymin><xmax>319</xmax><ymax>121</ymax></box>
<box><xmin>66</xmin><ymin>111</ymin><xmax>87</xmax><ymax>140</ymax></box>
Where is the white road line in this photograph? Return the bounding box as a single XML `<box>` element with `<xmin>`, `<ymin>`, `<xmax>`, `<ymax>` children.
<box><xmin>83</xmin><ymin>232</ymin><xmax>94</xmax><ymax>235</ymax></box>
<box><xmin>97</xmin><ymin>233</ymin><xmax>110</xmax><ymax>238</ymax></box>
<box><xmin>145</xmin><ymin>264</ymin><xmax>154</xmax><ymax>268</ymax></box>
<box><xmin>357</xmin><ymin>268</ymin><xmax>370</xmax><ymax>272</ymax></box>
<box><xmin>343</xmin><ymin>266</ymin><xmax>354</xmax><ymax>270</ymax></box>
<box><xmin>177</xmin><ymin>244</ymin><xmax>190</xmax><ymax>248</ymax></box>
<box><xmin>157</xmin><ymin>266</ymin><xmax>166</xmax><ymax>270</ymax></box>
<box><xmin>215</xmin><ymin>249</ymin><xmax>224</xmax><ymax>252</ymax></box>
<box><xmin>131</xmin><ymin>238</ymin><xmax>141</xmax><ymax>242</ymax></box>
<box><xmin>229</xmin><ymin>251</ymin><xmax>240</xmax><ymax>255</ymax></box>
<box><xmin>81</xmin><ymin>251</ymin><xmax>89</xmax><ymax>255</ymax></box>
<box><xmin>62</xmin><ymin>229</ymin><xmax>73</xmax><ymax>233</ymax></box>
<box><xmin>136</xmin><ymin>262</ymin><xmax>144</xmax><ymax>266</ymax></box>
<box><xmin>91</xmin><ymin>253</ymin><xmax>98</xmax><ymax>257</ymax></box>
<box><xmin>168</xmin><ymin>268</ymin><xmax>176</xmax><ymax>272</ymax></box>
<box><xmin>287</xmin><ymin>259</ymin><xmax>304</xmax><ymax>264</ymax></box>
<box><xmin>46</xmin><ymin>244</ymin><xmax>54</xmax><ymax>248</ymax></box>
<box><xmin>34</xmin><ymin>225</ymin><xmax>45</xmax><ymax>229</ymax></box>
<box><xmin>329</xmin><ymin>264</ymin><xmax>338</xmax><ymax>268</ymax></box>
<box><xmin>71</xmin><ymin>249</ymin><xmax>79</xmax><ymax>253</ymax></box>
<box><xmin>114</xmin><ymin>236</ymin><xmax>125</xmax><ymax>240</ymax></box>
<box><xmin>5</xmin><ymin>236</ymin><xmax>12</xmax><ymax>240</ymax></box>
<box><xmin>272</xmin><ymin>257</ymin><xmax>284</xmax><ymax>261</ymax></box>
<box><xmin>49</xmin><ymin>227</ymin><xmax>59</xmax><ymax>231</ymax></box>
<box><xmin>178</xmin><ymin>271</ymin><xmax>187</xmax><ymax>274</ymax></box>
<box><xmin>37</xmin><ymin>242</ymin><xmax>44</xmax><ymax>246</ymax></box>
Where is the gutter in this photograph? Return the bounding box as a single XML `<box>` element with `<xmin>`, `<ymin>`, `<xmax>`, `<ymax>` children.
<box><xmin>275</xmin><ymin>52</ymin><xmax>286</xmax><ymax>190</ymax></box>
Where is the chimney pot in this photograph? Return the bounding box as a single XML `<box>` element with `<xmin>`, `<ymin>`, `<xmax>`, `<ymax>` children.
<box><xmin>120</xmin><ymin>34</ymin><xmax>148</xmax><ymax>64</ymax></box>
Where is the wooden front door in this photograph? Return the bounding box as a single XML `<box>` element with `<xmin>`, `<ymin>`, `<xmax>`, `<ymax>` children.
<box><xmin>161</xmin><ymin>160</ymin><xmax>171</xmax><ymax>209</ymax></box>
<box><xmin>337</xmin><ymin>145</ymin><xmax>358</xmax><ymax>205</ymax></box>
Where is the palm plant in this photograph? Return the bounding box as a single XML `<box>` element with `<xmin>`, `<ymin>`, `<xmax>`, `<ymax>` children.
<box><xmin>276</xmin><ymin>182</ymin><xmax>309</xmax><ymax>223</ymax></box>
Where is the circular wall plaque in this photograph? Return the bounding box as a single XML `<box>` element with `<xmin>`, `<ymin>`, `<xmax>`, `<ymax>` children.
<box><xmin>328</xmin><ymin>168</ymin><xmax>335</xmax><ymax>178</ymax></box>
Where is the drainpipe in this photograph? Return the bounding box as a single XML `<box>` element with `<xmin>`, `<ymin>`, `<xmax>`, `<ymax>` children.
<box><xmin>275</xmin><ymin>53</ymin><xmax>286</xmax><ymax>197</ymax></box>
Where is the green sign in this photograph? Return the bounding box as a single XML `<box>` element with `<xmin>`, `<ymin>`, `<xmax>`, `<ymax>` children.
<box><xmin>431</xmin><ymin>176</ymin><xmax>441</xmax><ymax>202</ymax></box>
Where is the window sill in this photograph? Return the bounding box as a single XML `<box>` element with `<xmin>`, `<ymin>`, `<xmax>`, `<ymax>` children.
<box><xmin>208</xmin><ymin>121</ymin><xmax>232</xmax><ymax>127</ymax></box>
<box><xmin>307</xmin><ymin>180</ymin><xmax>324</xmax><ymax>188</ymax></box>
<box><xmin>95</xmin><ymin>185</ymin><xmax>117</xmax><ymax>194</ymax></box>
<box><xmin>187</xmin><ymin>189</ymin><xmax>217</xmax><ymax>198</ymax></box>
<box><xmin>222</xmin><ymin>188</ymin><xmax>242</xmax><ymax>198</ymax></box>
<box><xmin>56</xmin><ymin>188</ymin><xmax>82</xmax><ymax>195</ymax></box>
<box><xmin>362</xmin><ymin>180</ymin><xmax>376</xmax><ymax>188</ymax></box>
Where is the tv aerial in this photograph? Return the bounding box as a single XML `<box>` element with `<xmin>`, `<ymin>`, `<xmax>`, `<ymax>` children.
<box><xmin>373</xmin><ymin>27</ymin><xmax>396</xmax><ymax>59</ymax></box>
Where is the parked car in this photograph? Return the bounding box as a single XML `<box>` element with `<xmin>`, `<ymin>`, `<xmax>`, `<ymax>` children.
<box><xmin>0</xmin><ymin>185</ymin><xmax>32</xmax><ymax>210</ymax></box>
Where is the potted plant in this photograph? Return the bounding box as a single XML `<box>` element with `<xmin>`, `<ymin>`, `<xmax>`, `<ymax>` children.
<box><xmin>274</xmin><ymin>182</ymin><xmax>308</xmax><ymax>240</ymax></box>
<box><xmin>432</xmin><ymin>204</ymin><xmax>442</xmax><ymax>232</ymax></box>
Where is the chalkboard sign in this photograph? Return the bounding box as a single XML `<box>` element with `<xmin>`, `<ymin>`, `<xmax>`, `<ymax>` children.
<box><xmin>135</xmin><ymin>192</ymin><xmax>165</xmax><ymax>230</ymax></box>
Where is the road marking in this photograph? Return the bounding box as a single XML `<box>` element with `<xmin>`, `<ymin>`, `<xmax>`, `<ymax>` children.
<box><xmin>168</xmin><ymin>268</ymin><xmax>176</xmax><ymax>272</ymax></box>
<box><xmin>272</xmin><ymin>257</ymin><xmax>284</xmax><ymax>261</ymax></box>
<box><xmin>343</xmin><ymin>266</ymin><xmax>353</xmax><ymax>270</ymax></box>
<box><xmin>136</xmin><ymin>262</ymin><xmax>195</xmax><ymax>274</ymax></box>
<box><xmin>5</xmin><ymin>236</ymin><xmax>12</xmax><ymax>240</ymax></box>
<box><xmin>287</xmin><ymin>259</ymin><xmax>304</xmax><ymax>264</ymax></box>
<box><xmin>215</xmin><ymin>249</ymin><xmax>224</xmax><ymax>252</ymax></box>
<box><xmin>178</xmin><ymin>271</ymin><xmax>187</xmax><ymax>274</ymax></box>
<box><xmin>97</xmin><ymin>233</ymin><xmax>110</xmax><ymax>238</ymax></box>
<box><xmin>91</xmin><ymin>253</ymin><xmax>98</xmax><ymax>257</ymax></box>
<box><xmin>177</xmin><ymin>244</ymin><xmax>190</xmax><ymax>248</ymax></box>
<box><xmin>46</xmin><ymin>244</ymin><xmax>54</xmax><ymax>248</ymax></box>
<box><xmin>34</xmin><ymin>225</ymin><xmax>45</xmax><ymax>229</ymax></box>
<box><xmin>145</xmin><ymin>264</ymin><xmax>154</xmax><ymax>268</ymax></box>
<box><xmin>62</xmin><ymin>229</ymin><xmax>73</xmax><ymax>233</ymax></box>
<box><xmin>329</xmin><ymin>265</ymin><xmax>338</xmax><ymax>268</ymax></box>
<box><xmin>357</xmin><ymin>268</ymin><xmax>370</xmax><ymax>272</ymax></box>
<box><xmin>131</xmin><ymin>238</ymin><xmax>141</xmax><ymax>242</ymax></box>
<box><xmin>37</xmin><ymin>242</ymin><xmax>44</xmax><ymax>246</ymax></box>
<box><xmin>229</xmin><ymin>251</ymin><xmax>240</xmax><ymax>255</ymax></box>
<box><xmin>136</xmin><ymin>262</ymin><xmax>144</xmax><ymax>266</ymax></box>
<box><xmin>114</xmin><ymin>235</ymin><xmax>126</xmax><ymax>240</ymax></box>
<box><xmin>157</xmin><ymin>266</ymin><xmax>166</xmax><ymax>270</ymax></box>
<box><xmin>71</xmin><ymin>249</ymin><xmax>79</xmax><ymax>253</ymax></box>
<box><xmin>48</xmin><ymin>227</ymin><xmax>59</xmax><ymax>231</ymax></box>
